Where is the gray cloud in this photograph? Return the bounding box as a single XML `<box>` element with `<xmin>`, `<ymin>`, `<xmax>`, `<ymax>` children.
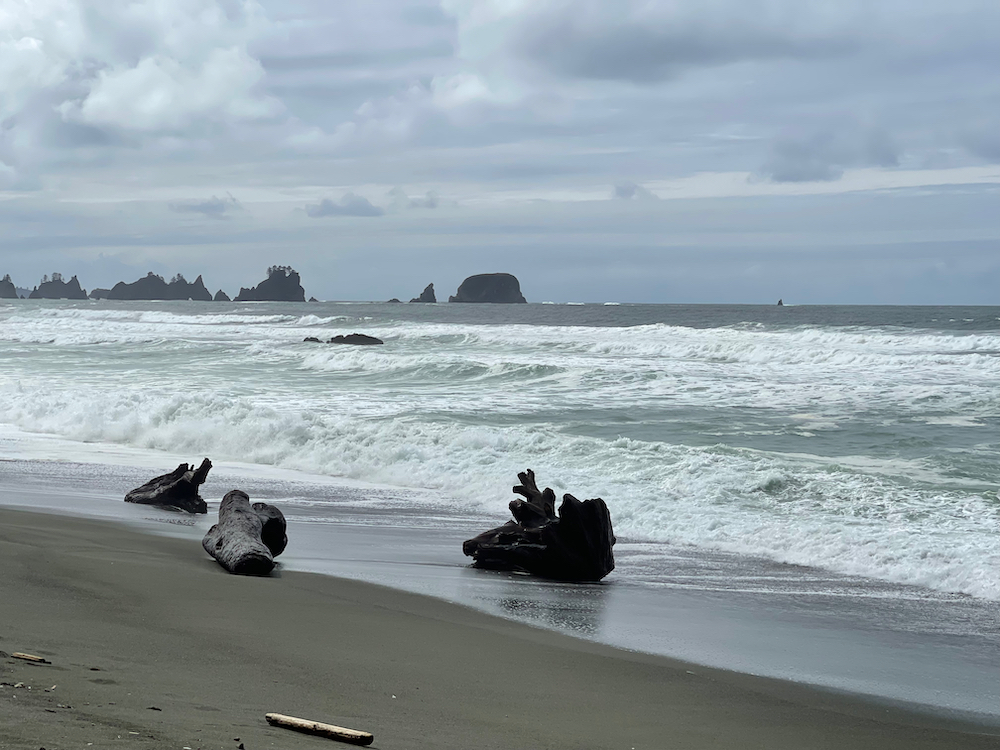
<box><xmin>306</xmin><ymin>194</ymin><xmax>385</xmax><ymax>217</ymax></box>
<box><xmin>613</xmin><ymin>182</ymin><xmax>657</xmax><ymax>200</ymax></box>
<box><xmin>758</xmin><ymin>128</ymin><xmax>900</xmax><ymax>183</ymax></box>
<box><xmin>389</xmin><ymin>186</ymin><xmax>438</xmax><ymax>209</ymax></box>
<box><xmin>170</xmin><ymin>194</ymin><xmax>242</xmax><ymax>219</ymax></box>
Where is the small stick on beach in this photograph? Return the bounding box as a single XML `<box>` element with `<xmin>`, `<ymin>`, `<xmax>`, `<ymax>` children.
<box><xmin>11</xmin><ymin>652</ymin><xmax>51</xmax><ymax>664</ymax></box>
<box><xmin>265</xmin><ymin>713</ymin><xmax>374</xmax><ymax>746</ymax></box>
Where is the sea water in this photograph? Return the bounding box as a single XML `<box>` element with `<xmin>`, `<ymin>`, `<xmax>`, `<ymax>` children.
<box><xmin>2</xmin><ymin>299</ymin><xmax>1000</xmax><ymax>716</ymax></box>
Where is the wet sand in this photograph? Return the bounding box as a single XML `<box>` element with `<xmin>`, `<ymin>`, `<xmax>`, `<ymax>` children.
<box><xmin>1</xmin><ymin>508</ymin><xmax>998</xmax><ymax>749</ymax></box>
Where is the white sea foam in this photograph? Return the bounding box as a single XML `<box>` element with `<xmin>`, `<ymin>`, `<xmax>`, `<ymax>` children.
<box><xmin>1</xmin><ymin>304</ymin><xmax>998</xmax><ymax>599</ymax></box>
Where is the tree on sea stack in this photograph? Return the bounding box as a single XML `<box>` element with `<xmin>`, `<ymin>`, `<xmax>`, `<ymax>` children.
<box><xmin>463</xmin><ymin>470</ymin><xmax>616</xmax><ymax>581</ymax></box>
<box><xmin>202</xmin><ymin>490</ymin><xmax>287</xmax><ymax>575</ymax></box>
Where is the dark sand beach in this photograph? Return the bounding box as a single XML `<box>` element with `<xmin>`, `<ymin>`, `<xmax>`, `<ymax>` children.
<box><xmin>2</xmin><ymin>508</ymin><xmax>998</xmax><ymax>749</ymax></box>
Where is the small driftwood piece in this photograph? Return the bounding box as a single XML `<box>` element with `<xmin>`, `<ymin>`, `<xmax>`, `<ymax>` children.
<box><xmin>463</xmin><ymin>469</ymin><xmax>616</xmax><ymax>582</ymax></box>
<box><xmin>12</xmin><ymin>653</ymin><xmax>50</xmax><ymax>664</ymax></box>
<box><xmin>202</xmin><ymin>490</ymin><xmax>286</xmax><ymax>575</ymax></box>
<box><xmin>266</xmin><ymin>713</ymin><xmax>373</xmax><ymax>746</ymax></box>
<box><xmin>124</xmin><ymin>458</ymin><xmax>212</xmax><ymax>513</ymax></box>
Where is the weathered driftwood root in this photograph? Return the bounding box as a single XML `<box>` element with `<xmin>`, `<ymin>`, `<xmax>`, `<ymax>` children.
<box><xmin>265</xmin><ymin>713</ymin><xmax>374</xmax><ymax>746</ymax></box>
<box><xmin>202</xmin><ymin>490</ymin><xmax>287</xmax><ymax>575</ymax></box>
<box><xmin>462</xmin><ymin>470</ymin><xmax>616</xmax><ymax>581</ymax></box>
<box><xmin>124</xmin><ymin>458</ymin><xmax>212</xmax><ymax>513</ymax></box>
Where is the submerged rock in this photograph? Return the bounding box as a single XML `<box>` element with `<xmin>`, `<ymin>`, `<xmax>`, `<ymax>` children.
<box><xmin>329</xmin><ymin>333</ymin><xmax>383</xmax><ymax>345</ymax></box>
<box><xmin>108</xmin><ymin>272</ymin><xmax>212</xmax><ymax>301</ymax></box>
<box><xmin>235</xmin><ymin>266</ymin><xmax>306</xmax><ymax>302</ymax></box>
<box><xmin>409</xmin><ymin>283</ymin><xmax>436</xmax><ymax>303</ymax></box>
<box><xmin>449</xmin><ymin>273</ymin><xmax>526</xmax><ymax>303</ymax></box>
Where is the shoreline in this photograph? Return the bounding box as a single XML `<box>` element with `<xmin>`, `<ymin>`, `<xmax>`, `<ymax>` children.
<box><xmin>2</xmin><ymin>506</ymin><xmax>999</xmax><ymax>749</ymax></box>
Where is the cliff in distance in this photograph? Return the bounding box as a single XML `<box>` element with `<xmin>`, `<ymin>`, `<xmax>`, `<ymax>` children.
<box><xmin>28</xmin><ymin>274</ymin><xmax>88</xmax><ymax>300</ymax></box>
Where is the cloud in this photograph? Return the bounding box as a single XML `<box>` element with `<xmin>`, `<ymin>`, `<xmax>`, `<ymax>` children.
<box><xmin>169</xmin><ymin>193</ymin><xmax>242</xmax><ymax>219</ymax></box>
<box><xmin>306</xmin><ymin>193</ymin><xmax>385</xmax><ymax>217</ymax></box>
<box><xmin>757</xmin><ymin>128</ymin><xmax>900</xmax><ymax>183</ymax></box>
<box><xmin>612</xmin><ymin>182</ymin><xmax>657</xmax><ymax>200</ymax></box>
<box><xmin>388</xmin><ymin>186</ymin><xmax>438</xmax><ymax>209</ymax></box>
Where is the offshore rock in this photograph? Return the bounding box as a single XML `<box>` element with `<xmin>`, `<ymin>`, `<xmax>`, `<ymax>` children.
<box><xmin>463</xmin><ymin>470</ymin><xmax>615</xmax><ymax>581</ymax></box>
<box><xmin>449</xmin><ymin>273</ymin><xmax>526</xmax><ymax>303</ymax></box>
<box><xmin>108</xmin><ymin>272</ymin><xmax>212</xmax><ymax>301</ymax></box>
<box><xmin>329</xmin><ymin>333</ymin><xmax>383</xmax><ymax>345</ymax></box>
<box><xmin>214</xmin><ymin>289</ymin><xmax>231</xmax><ymax>302</ymax></box>
<box><xmin>234</xmin><ymin>266</ymin><xmax>306</xmax><ymax>302</ymax></box>
<box><xmin>28</xmin><ymin>274</ymin><xmax>88</xmax><ymax>300</ymax></box>
<box><xmin>89</xmin><ymin>288</ymin><xmax>111</xmax><ymax>300</ymax></box>
<box><xmin>0</xmin><ymin>274</ymin><xmax>16</xmax><ymax>299</ymax></box>
<box><xmin>409</xmin><ymin>283</ymin><xmax>436</xmax><ymax>303</ymax></box>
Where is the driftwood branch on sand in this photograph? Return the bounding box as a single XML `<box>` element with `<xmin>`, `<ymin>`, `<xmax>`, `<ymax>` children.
<box><xmin>265</xmin><ymin>713</ymin><xmax>374</xmax><ymax>746</ymax></box>
<box><xmin>462</xmin><ymin>469</ymin><xmax>616</xmax><ymax>582</ymax></box>
<box><xmin>124</xmin><ymin>458</ymin><xmax>212</xmax><ymax>513</ymax></box>
<box><xmin>202</xmin><ymin>490</ymin><xmax>287</xmax><ymax>575</ymax></box>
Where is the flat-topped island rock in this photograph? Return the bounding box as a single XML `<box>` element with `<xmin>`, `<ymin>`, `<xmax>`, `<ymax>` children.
<box><xmin>449</xmin><ymin>273</ymin><xmax>526</xmax><ymax>303</ymax></box>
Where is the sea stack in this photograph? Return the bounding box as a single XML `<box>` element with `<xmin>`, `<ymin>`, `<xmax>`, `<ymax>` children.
<box><xmin>449</xmin><ymin>273</ymin><xmax>526</xmax><ymax>303</ymax></box>
<box><xmin>107</xmin><ymin>272</ymin><xmax>213</xmax><ymax>301</ymax></box>
<box><xmin>234</xmin><ymin>266</ymin><xmax>306</xmax><ymax>302</ymax></box>
<box><xmin>28</xmin><ymin>274</ymin><xmax>88</xmax><ymax>300</ymax></box>
<box><xmin>214</xmin><ymin>289</ymin><xmax>231</xmax><ymax>302</ymax></box>
<box><xmin>410</xmin><ymin>283</ymin><xmax>436</xmax><ymax>303</ymax></box>
<box><xmin>0</xmin><ymin>274</ymin><xmax>16</xmax><ymax>299</ymax></box>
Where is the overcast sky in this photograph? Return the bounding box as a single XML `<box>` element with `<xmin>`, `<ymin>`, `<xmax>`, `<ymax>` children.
<box><xmin>1</xmin><ymin>0</ymin><xmax>998</xmax><ymax>303</ymax></box>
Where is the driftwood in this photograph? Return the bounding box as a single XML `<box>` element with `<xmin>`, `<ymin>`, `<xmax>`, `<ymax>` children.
<box><xmin>124</xmin><ymin>458</ymin><xmax>211</xmax><ymax>513</ymax></box>
<box><xmin>463</xmin><ymin>470</ymin><xmax>616</xmax><ymax>581</ymax></box>
<box><xmin>202</xmin><ymin>490</ymin><xmax>287</xmax><ymax>575</ymax></box>
<box><xmin>12</xmin><ymin>653</ymin><xmax>50</xmax><ymax>664</ymax></box>
<box><xmin>265</xmin><ymin>713</ymin><xmax>374</xmax><ymax>746</ymax></box>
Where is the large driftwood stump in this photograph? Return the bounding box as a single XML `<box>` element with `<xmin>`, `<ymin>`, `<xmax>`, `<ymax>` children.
<box><xmin>202</xmin><ymin>490</ymin><xmax>287</xmax><ymax>575</ymax></box>
<box><xmin>463</xmin><ymin>470</ymin><xmax>616</xmax><ymax>581</ymax></box>
<box><xmin>124</xmin><ymin>458</ymin><xmax>212</xmax><ymax>513</ymax></box>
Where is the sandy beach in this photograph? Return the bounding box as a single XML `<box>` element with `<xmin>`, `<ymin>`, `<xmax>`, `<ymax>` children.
<box><xmin>1</xmin><ymin>508</ymin><xmax>997</xmax><ymax>750</ymax></box>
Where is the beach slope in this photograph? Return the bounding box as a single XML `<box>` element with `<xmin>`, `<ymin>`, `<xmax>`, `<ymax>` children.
<box><xmin>0</xmin><ymin>508</ymin><xmax>996</xmax><ymax>749</ymax></box>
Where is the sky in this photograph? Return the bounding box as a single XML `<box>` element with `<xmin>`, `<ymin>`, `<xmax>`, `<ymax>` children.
<box><xmin>1</xmin><ymin>0</ymin><xmax>998</xmax><ymax>304</ymax></box>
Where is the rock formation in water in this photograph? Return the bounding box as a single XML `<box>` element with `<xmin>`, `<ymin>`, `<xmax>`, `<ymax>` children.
<box><xmin>0</xmin><ymin>275</ymin><xmax>17</xmax><ymax>299</ymax></box>
<box><xmin>387</xmin><ymin>298</ymin><xmax>402</xmax><ymax>303</ymax></box>
<box><xmin>777</xmin><ymin>299</ymin><xmax>783</xmax><ymax>306</ymax></box>
<box><xmin>329</xmin><ymin>333</ymin><xmax>383</xmax><ymax>345</ymax></box>
<box><xmin>234</xmin><ymin>266</ymin><xmax>306</xmax><ymax>302</ymax></box>
<box><xmin>124</xmin><ymin>459</ymin><xmax>212</xmax><ymax>513</ymax></box>
<box><xmin>449</xmin><ymin>273</ymin><xmax>526</xmax><ymax>303</ymax></box>
<box><xmin>107</xmin><ymin>272</ymin><xmax>212</xmax><ymax>301</ymax></box>
<box><xmin>309</xmin><ymin>296</ymin><xmax>319</xmax><ymax>303</ymax></box>
<box><xmin>409</xmin><ymin>283</ymin><xmax>436</xmax><ymax>303</ymax></box>
<box><xmin>28</xmin><ymin>274</ymin><xmax>88</xmax><ymax>300</ymax></box>
<box><xmin>202</xmin><ymin>490</ymin><xmax>287</xmax><ymax>575</ymax></box>
<box><xmin>463</xmin><ymin>469</ymin><xmax>615</xmax><ymax>581</ymax></box>
<box><xmin>214</xmin><ymin>289</ymin><xmax>231</xmax><ymax>302</ymax></box>
<box><xmin>89</xmin><ymin>288</ymin><xmax>111</xmax><ymax>300</ymax></box>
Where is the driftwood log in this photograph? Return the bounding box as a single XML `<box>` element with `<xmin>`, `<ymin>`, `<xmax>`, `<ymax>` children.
<box><xmin>463</xmin><ymin>470</ymin><xmax>616</xmax><ymax>581</ymax></box>
<box><xmin>265</xmin><ymin>713</ymin><xmax>374</xmax><ymax>746</ymax></box>
<box><xmin>124</xmin><ymin>458</ymin><xmax>211</xmax><ymax>513</ymax></box>
<box><xmin>202</xmin><ymin>490</ymin><xmax>287</xmax><ymax>575</ymax></box>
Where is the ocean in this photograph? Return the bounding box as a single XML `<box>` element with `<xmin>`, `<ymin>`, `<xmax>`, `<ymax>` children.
<box><xmin>1</xmin><ymin>300</ymin><xmax>999</xmax><ymax>715</ymax></box>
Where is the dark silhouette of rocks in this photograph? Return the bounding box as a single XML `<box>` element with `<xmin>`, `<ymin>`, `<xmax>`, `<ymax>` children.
<box><xmin>29</xmin><ymin>273</ymin><xmax>88</xmax><ymax>300</ymax></box>
<box><xmin>329</xmin><ymin>333</ymin><xmax>383</xmax><ymax>345</ymax></box>
<box><xmin>214</xmin><ymin>289</ymin><xmax>231</xmax><ymax>302</ymax></box>
<box><xmin>777</xmin><ymin>299</ymin><xmax>784</xmax><ymax>306</ymax></box>
<box><xmin>107</xmin><ymin>272</ymin><xmax>212</xmax><ymax>301</ymax></box>
<box><xmin>409</xmin><ymin>283</ymin><xmax>436</xmax><ymax>303</ymax></box>
<box><xmin>0</xmin><ymin>274</ymin><xmax>16</xmax><ymax>299</ymax></box>
<box><xmin>89</xmin><ymin>288</ymin><xmax>111</xmax><ymax>300</ymax></box>
<box><xmin>387</xmin><ymin>298</ymin><xmax>402</xmax><ymax>303</ymax></box>
<box><xmin>463</xmin><ymin>469</ymin><xmax>615</xmax><ymax>581</ymax></box>
<box><xmin>449</xmin><ymin>273</ymin><xmax>526</xmax><ymax>303</ymax></box>
<box><xmin>303</xmin><ymin>336</ymin><xmax>322</xmax><ymax>343</ymax></box>
<box><xmin>309</xmin><ymin>296</ymin><xmax>319</xmax><ymax>302</ymax></box>
<box><xmin>235</xmin><ymin>266</ymin><xmax>306</xmax><ymax>302</ymax></box>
